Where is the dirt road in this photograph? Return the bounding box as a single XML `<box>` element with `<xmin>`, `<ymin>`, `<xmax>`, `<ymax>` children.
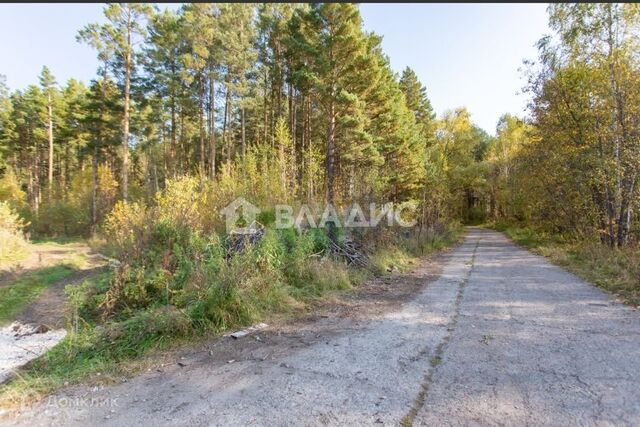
<box><xmin>0</xmin><ymin>241</ymin><xmax>106</xmax><ymax>384</ymax></box>
<box><xmin>6</xmin><ymin>229</ymin><xmax>640</xmax><ymax>426</ymax></box>
<box><xmin>0</xmin><ymin>241</ymin><xmax>101</xmax><ymax>287</ymax></box>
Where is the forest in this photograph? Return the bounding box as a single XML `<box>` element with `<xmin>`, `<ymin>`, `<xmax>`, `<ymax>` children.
<box><xmin>0</xmin><ymin>3</ymin><xmax>640</xmax><ymax>400</ymax></box>
<box><xmin>0</xmin><ymin>3</ymin><xmax>635</xmax><ymax>244</ymax></box>
<box><xmin>0</xmin><ymin>2</ymin><xmax>495</xmax><ymax>240</ymax></box>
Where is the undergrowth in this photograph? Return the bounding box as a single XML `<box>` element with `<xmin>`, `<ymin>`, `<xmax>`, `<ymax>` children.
<box><xmin>0</xmin><ymin>178</ymin><xmax>463</xmax><ymax>408</ymax></box>
<box><xmin>0</xmin><ymin>201</ymin><xmax>29</xmax><ymax>265</ymax></box>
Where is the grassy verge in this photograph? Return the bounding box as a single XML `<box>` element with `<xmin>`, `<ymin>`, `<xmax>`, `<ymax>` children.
<box><xmin>30</xmin><ymin>236</ymin><xmax>84</xmax><ymax>245</ymax></box>
<box><xmin>488</xmin><ymin>221</ymin><xmax>640</xmax><ymax>306</ymax></box>
<box><xmin>0</xmin><ymin>225</ymin><xmax>463</xmax><ymax>408</ymax></box>
<box><xmin>370</xmin><ymin>226</ymin><xmax>464</xmax><ymax>275</ymax></box>
<box><xmin>0</xmin><ymin>265</ymin><xmax>78</xmax><ymax>325</ymax></box>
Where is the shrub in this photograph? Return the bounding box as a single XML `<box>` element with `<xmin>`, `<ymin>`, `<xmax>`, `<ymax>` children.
<box><xmin>285</xmin><ymin>257</ymin><xmax>355</xmax><ymax>298</ymax></box>
<box><xmin>34</xmin><ymin>199</ymin><xmax>89</xmax><ymax>236</ymax></box>
<box><xmin>0</xmin><ymin>168</ymin><xmax>27</xmax><ymax>210</ymax></box>
<box><xmin>155</xmin><ymin>176</ymin><xmax>208</xmax><ymax>233</ymax></box>
<box><xmin>103</xmin><ymin>201</ymin><xmax>152</xmax><ymax>261</ymax></box>
<box><xmin>48</xmin><ymin>305</ymin><xmax>193</xmax><ymax>367</ymax></box>
<box><xmin>28</xmin><ymin>167</ymin><xmax>118</xmax><ymax>238</ymax></box>
<box><xmin>68</xmin><ymin>175</ymin><xmax>461</xmax><ymax>381</ymax></box>
<box><xmin>0</xmin><ymin>201</ymin><xmax>29</xmax><ymax>262</ymax></box>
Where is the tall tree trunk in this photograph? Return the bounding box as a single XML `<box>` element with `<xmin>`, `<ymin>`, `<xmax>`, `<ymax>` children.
<box><xmin>28</xmin><ymin>156</ymin><xmax>35</xmax><ymax>216</ymax></box>
<box><xmin>179</xmin><ymin>107</ymin><xmax>185</xmax><ymax>174</ymax></box>
<box><xmin>199</xmin><ymin>77</ymin><xmax>206</xmax><ymax>175</ymax></box>
<box><xmin>298</xmin><ymin>94</ymin><xmax>306</xmax><ymax>192</ymax></box>
<box><xmin>617</xmin><ymin>175</ymin><xmax>636</xmax><ymax>246</ymax></box>
<box><xmin>306</xmin><ymin>96</ymin><xmax>312</xmax><ymax>199</ymax></box>
<box><xmin>47</xmin><ymin>92</ymin><xmax>54</xmax><ymax>196</ymax></box>
<box><xmin>91</xmin><ymin>145</ymin><xmax>99</xmax><ymax>231</ymax></box>
<box><xmin>34</xmin><ymin>144</ymin><xmax>40</xmax><ymax>217</ymax></box>
<box><xmin>122</xmin><ymin>12</ymin><xmax>132</xmax><ymax>202</ymax></box>
<box><xmin>288</xmin><ymin>83</ymin><xmax>294</xmax><ymax>134</ymax></box>
<box><xmin>222</xmin><ymin>88</ymin><xmax>231</xmax><ymax>163</ymax></box>
<box><xmin>92</xmin><ymin>68</ymin><xmax>106</xmax><ymax>230</ymax></box>
<box><xmin>63</xmin><ymin>142</ymin><xmax>70</xmax><ymax>196</ymax></box>
<box><xmin>326</xmin><ymin>96</ymin><xmax>336</xmax><ymax>241</ymax></box>
<box><xmin>209</xmin><ymin>79</ymin><xmax>216</xmax><ymax>178</ymax></box>
<box><xmin>153</xmin><ymin>162</ymin><xmax>159</xmax><ymax>194</ymax></box>
<box><xmin>263</xmin><ymin>69</ymin><xmax>269</xmax><ymax>146</ymax></box>
<box><xmin>170</xmin><ymin>83</ymin><xmax>177</xmax><ymax>179</ymax></box>
<box><xmin>275</xmin><ymin>41</ymin><xmax>283</xmax><ymax>119</ymax></box>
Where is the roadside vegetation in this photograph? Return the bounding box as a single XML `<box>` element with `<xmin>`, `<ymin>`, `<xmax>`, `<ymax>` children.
<box><xmin>0</xmin><ymin>175</ymin><xmax>461</xmax><ymax>404</ymax></box>
<box><xmin>471</xmin><ymin>5</ymin><xmax>640</xmax><ymax>308</ymax></box>
<box><xmin>0</xmin><ymin>202</ymin><xmax>28</xmax><ymax>265</ymax></box>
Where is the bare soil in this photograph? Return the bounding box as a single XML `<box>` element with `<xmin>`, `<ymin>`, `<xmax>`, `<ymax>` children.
<box><xmin>0</xmin><ymin>242</ymin><xmax>104</xmax><ymax>288</ymax></box>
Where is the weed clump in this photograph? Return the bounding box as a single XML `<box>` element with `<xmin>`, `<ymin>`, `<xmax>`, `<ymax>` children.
<box><xmin>0</xmin><ymin>201</ymin><xmax>29</xmax><ymax>263</ymax></box>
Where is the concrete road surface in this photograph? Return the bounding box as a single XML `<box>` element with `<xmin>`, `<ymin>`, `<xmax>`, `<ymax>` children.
<box><xmin>6</xmin><ymin>229</ymin><xmax>640</xmax><ymax>426</ymax></box>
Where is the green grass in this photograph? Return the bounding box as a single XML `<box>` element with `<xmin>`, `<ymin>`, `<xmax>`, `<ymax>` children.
<box><xmin>487</xmin><ymin>221</ymin><xmax>640</xmax><ymax>306</ymax></box>
<box><xmin>370</xmin><ymin>245</ymin><xmax>419</xmax><ymax>275</ymax></box>
<box><xmin>0</xmin><ymin>308</ymin><xmax>204</xmax><ymax>408</ymax></box>
<box><xmin>369</xmin><ymin>225</ymin><xmax>464</xmax><ymax>276</ymax></box>
<box><xmin>30</xmin><ymin>236</ymin><xmax>84</xmax><ymax>245</ymax></box>
<box><xmin>0</xmin><ymin>265</ymin><xmax>77</xmax><ymax>325</ymax></box>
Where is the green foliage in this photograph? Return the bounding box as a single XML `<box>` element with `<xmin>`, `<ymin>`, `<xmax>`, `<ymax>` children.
<box><xmin>4</xmin><ymin>4</ymin><xmax>640</xmax><ymax>408</ymax></box>
<box><xmin>369</xmin><ymin>225</ymin><xmax>463</xmax><ymax>275</ymax></box>
<box><xmin>399</xmin><ymin>66</ymin><xmax>436</xmax><ymax>141</ymax></box>
<box><xmin>0</xmin><ymin>168</ymin><xmax>27</xmax><ymax>210</ymax></box>
<box><xmin>0</xmin><ymin>3</ymin><xmax>465</xmax><ymax>245</ymax></box>
<box><xmin>34</xmin><ymin>199</ymin><xmax>88</xmax><ymax>237</ymax></box>
<box><xmin>510</xmin><ymin>4</ymin><xmax>640</xmax><ymax>246</ymax></box>
<box><xmin>0</xmin><ymin>201</ymin><xmax>29</xmax><ymax>263</ymax></box>
<box><xmin>68</xmin><ymin>174</ymin><xmax>462</xmax><ymax>356</ymax></box>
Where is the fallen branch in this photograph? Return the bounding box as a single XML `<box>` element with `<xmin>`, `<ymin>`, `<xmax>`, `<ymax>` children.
<box><xmin>224</xmin><ymin>221</ymin><xmax>265</xmax><ymax>259</ymax></box>
<box><xmin>330</xmin><ymin>238</ymin><xmax>368</xmax><ymax>267</ymax></box>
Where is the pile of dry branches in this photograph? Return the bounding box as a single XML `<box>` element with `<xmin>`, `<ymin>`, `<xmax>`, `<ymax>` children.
<box><xmin>224</xmin><ymin>221</ymin><xmax>266</xmax><ymax>259</ymax></box>
<box><xmin>329</xmin><ymin>237</ymin><xmax>368</xmax><ymax>267</ymax></box>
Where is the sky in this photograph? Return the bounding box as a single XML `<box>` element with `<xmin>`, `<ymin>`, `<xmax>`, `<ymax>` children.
<box><xmin>0</xmin><ymin>3</ymin><xmax>550</xmax><ymax>135</ymax></box>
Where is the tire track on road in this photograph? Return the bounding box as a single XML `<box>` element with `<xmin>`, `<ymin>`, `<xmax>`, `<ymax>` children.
<box><xmin>402</xmin><ymin>236</ymin><xmax>480</xmax><ymax>426</ymax></box>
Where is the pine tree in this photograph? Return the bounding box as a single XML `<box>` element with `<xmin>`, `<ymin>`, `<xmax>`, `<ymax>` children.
<box><xmin>0</xmin><ymin>75</ymin><xmax>15</xmax><ymax>170</ymax></box>
<box><xmin>78</xmin><ymin>3</ymin><xmax>152</xmax><ymax>201</ymax></box>
<box><xmin>144</xmin><ymin>8</ymin><xmax>185</xmax><ymax>178</ymax></box>
<box><xmin>39</xmin><ymin>66</ymin><xmax>58</xmax><ymax>195</ymax></box>
<box><xmin>218</xmin><ymin>4</ymin><xmax>257</xmax><ymax>162</ymax></box>
<box><xmin>59</xmin><ymin>79</ymin><xmax>88</xmax><ymax>191</ymax></box>
<box><xmin>289</xmin><ymin>4</ymin><xmax>378</xmax><ymax>238</ymax></box>
<box><xmin>84</xmin><ymin>77</ymin><xmax>121</xmax><ymax>228</ymax></box>
<box><xmin>399</xmin><ymin>67</ymin><xmax>436</xmax><ymax>143</ymax></box>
